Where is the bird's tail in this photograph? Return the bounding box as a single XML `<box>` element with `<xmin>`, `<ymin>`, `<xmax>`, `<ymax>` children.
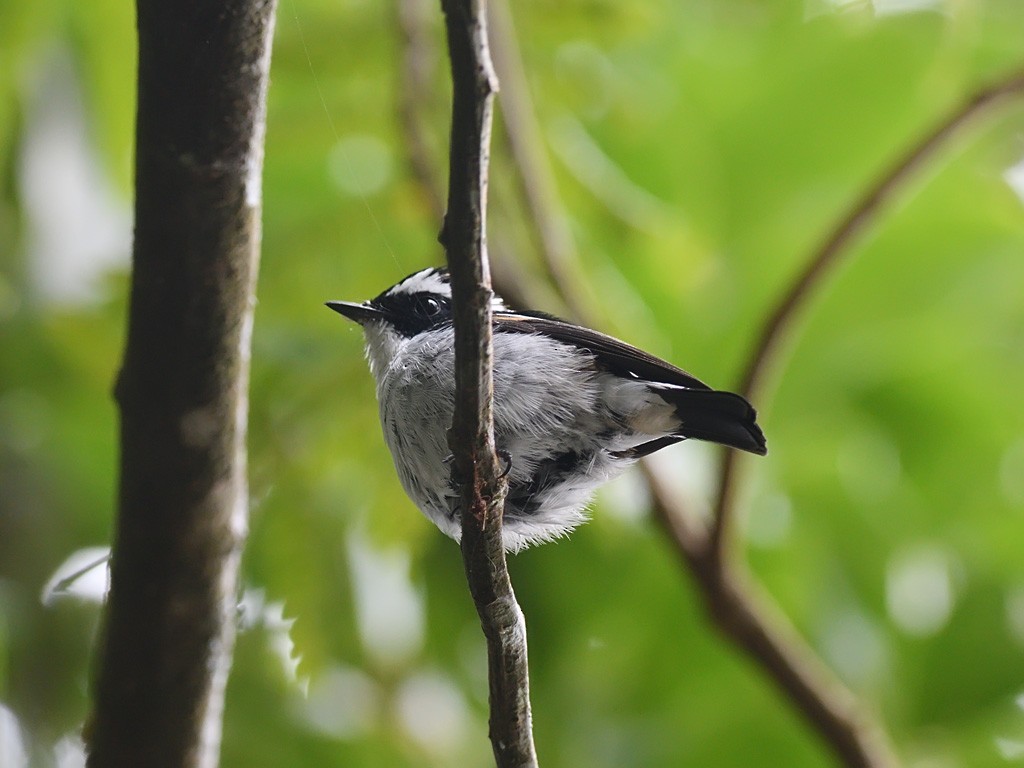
<box><xmin>658</xmin><ymin>386</ymin><xmax>767</xmax><ymax>456</ymax></box>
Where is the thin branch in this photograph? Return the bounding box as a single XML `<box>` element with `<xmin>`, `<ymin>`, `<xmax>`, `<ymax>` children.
<box><xmin>708</xmin><ymin>66</ymin><xmax>1024</xmax><ymax>562</ymax></box>
<box><xmin>392</xmin><ymin>0</ymin><xmax>526</xmax><ymax>308</ymax></box>
<box><xmin>396</xmin><ymin>0</ymin><xmax>446</xmax><ymax>224</ymax></box>
<box><xmin>487</xmin><ymin>0</ymin><xmax>591</xmax><ymax>322</ymax></box>
<box><xmin>738</xmin><ymin>67</ymin><xmax>1024</xmax><ymax>407</ymax></box>
<box><xmin>438</xmin><ymin>1</ymin><xmax>538</xmax><ymax>766</ymax></box>
<box><xmin>88</xmin><ymin>1</ymin><xmax>276</xmax><ymax>767</ymax></box>
<box><xmin>685</xmin><ymin>65</ymin><xmax>1024</xmax><ymax>766</ymax></box>
<box><xmin>645</xmin><ymin>467</ymin><xmax>898</xmax><ymax>768</ymax></box>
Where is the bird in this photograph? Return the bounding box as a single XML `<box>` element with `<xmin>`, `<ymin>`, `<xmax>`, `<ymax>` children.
<box><xmin>327</xmin><ymin>267</ymin><xmax>766</xmax><ymax>552</ymax></box>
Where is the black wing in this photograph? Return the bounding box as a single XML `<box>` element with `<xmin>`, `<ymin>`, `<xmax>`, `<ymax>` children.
<box><xmin>493</xmin><ymin>310</ymin><xmax>767</xmax><ymax>456</ymax></box>
<box><xmin>492</xmin><ymin>310</ymin><xmax>712</xmax><ymax>390</ymax></box>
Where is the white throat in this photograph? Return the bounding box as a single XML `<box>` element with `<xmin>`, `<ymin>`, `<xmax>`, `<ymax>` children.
<box><xmin>362</xmin><ymin>321</ymin><xmax>406</xmax><ymax>385</ymax></box>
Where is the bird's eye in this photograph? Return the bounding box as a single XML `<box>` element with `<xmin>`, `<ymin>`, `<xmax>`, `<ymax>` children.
<box><xmin>422</xmin><ymin>296</ymin><xmax>441</xmax><ymax>316</ymax></box>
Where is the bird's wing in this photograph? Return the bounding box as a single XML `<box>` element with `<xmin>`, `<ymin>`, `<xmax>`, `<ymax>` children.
<box><xmin>492</xmin><ymin>310</ymin><xmax>712</xmax><ymax>391</ymax></box>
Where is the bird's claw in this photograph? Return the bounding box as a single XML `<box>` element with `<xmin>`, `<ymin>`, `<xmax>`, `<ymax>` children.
<box><xmin>497</xmin><ymin>450</ymin><xmax>513</xmax><ymax>480</ymax></box>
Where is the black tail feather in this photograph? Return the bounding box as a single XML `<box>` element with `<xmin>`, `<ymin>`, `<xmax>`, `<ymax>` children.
<box><xmin>659</xmin><ymin>387</ymin><xmax>767</xmax><ymax>456</ymax></box>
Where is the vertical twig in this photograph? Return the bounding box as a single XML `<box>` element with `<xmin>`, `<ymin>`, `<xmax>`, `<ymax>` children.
<box><xmin>392</xmin><ymin>0</ymin><xmax>538</xmax><ymax>309</ymax></box>
<box><xmin>438</xmin><ymin>0</ymin><xmax>539</xmax><ymax>766</ymax></box>
<box><xmin>487</xmin><ymin>0</ymin><xmax>592</xmax><ymax>322</ymax></box>
<box><xmin>87</xmin><ymin>1</ymin><xmax>276</xmax><ymax>767</ymax></box>
<box><xmin>396</xmin><ymin>0</ymin><xmax>447</xmax><ymax>224</ymax></box>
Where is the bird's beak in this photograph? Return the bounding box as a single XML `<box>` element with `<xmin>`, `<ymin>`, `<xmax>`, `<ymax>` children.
<box><xmin>325</xmin><ymin>301</ymin><xmax>385</xmax><ymax>325</ymax></box>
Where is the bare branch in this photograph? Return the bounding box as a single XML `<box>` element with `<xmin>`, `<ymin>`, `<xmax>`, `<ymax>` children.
<box><xmin>677</xmin><ymin>64</ymin><xmax>1024</xmax><ymax>767</ymax></box>
<box><xmin>739</xmin><ymin>67</ymin><xmax>1024</xmax><ymax>407</ymax></box>
<box><xmin>646</xmin><ymin>468</ymin><xmax>898</xmax><ymax>768</ymax></box>
<box><xmin>709</xmin><ymin>66</ymin><xmax>1024</xmax><ymax>562</ymax></box>
<box><xmin>487</xmin><ymin>0</ymin><xmax>592</xmax><ymax>322</ymax></box>
<box><xmin>393</xmin><ymin>0</ymin><xmax>529</xmax><ymax>308</ymax></box>
<box><xmin>438</xmin><ymin>0</ymin><xmax>538</xmax><ymax>765</ymax></box>
<box><xmin>87</xmin><ymin>1</ymin><xmax>276</xmax><ymax>767</ymax></box>
<box><xmin>396</xmin><ymin>0</ymin><xmax>446</xmax><ymax>224</ymax></box>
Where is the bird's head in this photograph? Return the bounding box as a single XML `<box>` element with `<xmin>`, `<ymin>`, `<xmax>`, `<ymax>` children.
<box><xmin>327</xmin><ymin>267</ymin><xmax>508</xmax><ymax>378</ymax></box>
<box><xmin>327</xmin><ymin>266</ymin><xmax>513</xmax><ymax>334</ymax></box>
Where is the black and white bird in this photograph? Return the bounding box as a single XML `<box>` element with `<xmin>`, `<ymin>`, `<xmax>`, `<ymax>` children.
<box><xmin>328</xmin><ymin>267</ymin><xmax>766</xmax><ymax>552</ymax></box>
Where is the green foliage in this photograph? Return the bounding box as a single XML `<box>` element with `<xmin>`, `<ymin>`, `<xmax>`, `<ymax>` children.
<box><xmin>2</xmin><ymin>0</ymin><xmax>1024</xmax><ymax>765</ymax></box>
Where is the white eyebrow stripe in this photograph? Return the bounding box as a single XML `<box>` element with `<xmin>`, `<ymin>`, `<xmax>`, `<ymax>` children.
<box><xmin>386</xmin><ymin>268</ymin><xmax>450</xmax><ymax>298</ymax></box>
<box><xmin>385</xmin><ymin>267</ymin><xmax>508</xmax><ymax>313</ymax></box>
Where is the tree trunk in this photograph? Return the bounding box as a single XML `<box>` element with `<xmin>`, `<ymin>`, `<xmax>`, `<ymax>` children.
<box><xmin>87</xmin><ymin>2</ymin><xmax>277</xmax><ymax>766</ymax></box>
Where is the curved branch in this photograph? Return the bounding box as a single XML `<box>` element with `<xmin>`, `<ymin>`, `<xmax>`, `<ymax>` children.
<box><xmin>438</xmin><ymin>1</ymin><xmax>538</xmax><ymax>765</ymax></box>
<box><xmin>709</xmin><ymin>66</ymin><xmax>1024</xmax><ymax>560</ymax></box>
<box><xmin>740</xmin><ymin>67</ymin><xmax>1024</xmax><ymax>407</ymax></box>
<box><xmin>646</xmin><ymin>466</ymin><xmax>898</xmax><ymax>768</ymax></box>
